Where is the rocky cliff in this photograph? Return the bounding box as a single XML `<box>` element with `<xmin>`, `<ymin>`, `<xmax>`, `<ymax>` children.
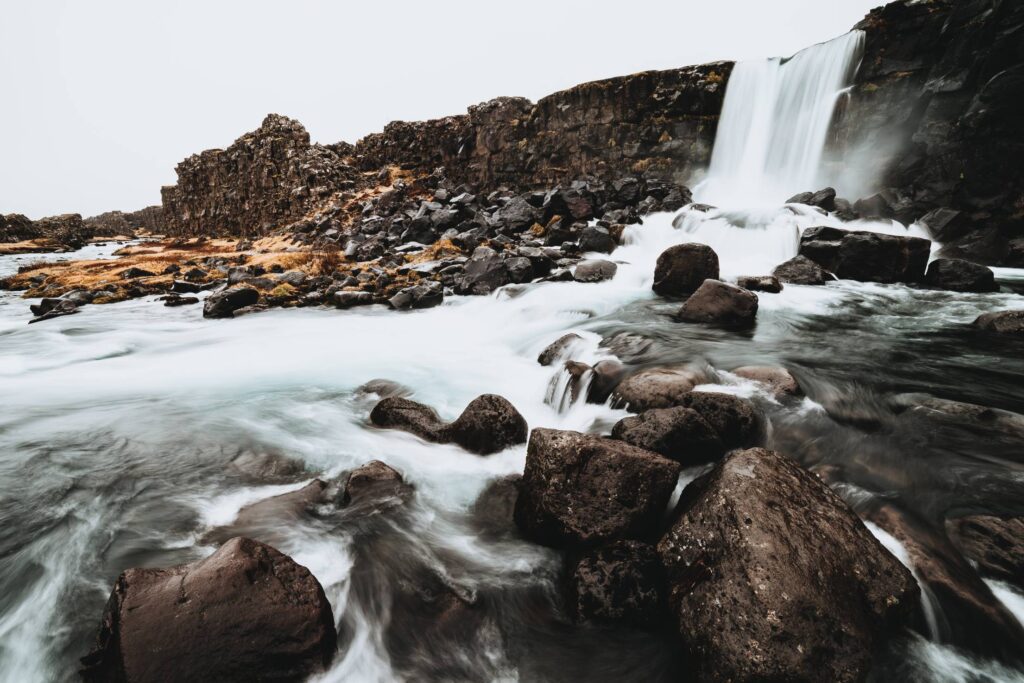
<box><xmin>160</xmin><ymin>114</ymin><xmax>360</xmax><ymax>237</ymax></box>
<box><xmin>830</xmin><ymin>0</ymin><xmax>1024</xmax><ymax>265</ymax></box>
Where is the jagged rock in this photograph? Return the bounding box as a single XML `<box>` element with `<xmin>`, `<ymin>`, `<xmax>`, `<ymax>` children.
<box><xmin>919</xmin><ymin>208</ymin><xmax>972</xmax><ymax>242</ymax></box>
<box><xmin>0</xmin><ymin>213</ymin><xmax>40</xmax><ymax>242</ymax></box>
<box><xmin>612</xmin><ymin>367</ymin><xmax>711</xmax><ymax>412</ymax></box>
<box><xmin>731</xmin><ymin>366</ymin><xmax>801</xmax><ymax>398</ymax></box>
<box><xmin>33</xmin><ymin>213</ymin><xmax>92</xmax><ymax>249</ymax></box>
<box><xmin>505</xmin><ymin>256</ymin><xmax>534</xmax><ymax>283</ymax></box>
<box><xmin>573</xmin><ymin>259</ymin><xmax>617</xmax><ymax>283</ymax></box>
<box><xmin>772</xmin><ymin>255</ymin><xmax>834</xmax><ymax>285</ymax></box>
<box><xmin>658</xmin><ymin>449</ymin><xmax>918</xmax><ymax>683</ymax></box>
<box><xmin>652</xmin><ymin>243</ymin><xmax>720</xmax><ymax>296</ymax></box>
<box><xmin>946</xmin><ymin>515</ymin><xmax>1024</xmax><ymax>588</ymax></box>
<box><xmin>538</xmin><ymin>333</ymin><xmax>583</xmax><ymax>366</ymax></box>
<box><xmin>203</xmin><ymin>287</ymin><xmax>259</xmax><ymax>319</ymax></box>
<box><xmin>924</xmin><ymin>258</ymin><xmax>998</xmax><ymax>293</ymax></box>
<box><xmin>496</xmin><ymin>196</ymin><xmax>541</xmax><ymax>231</ymax></box>
<box><xmin>972</xmin><ymin>310</ymin><xmax>1024</xmax><ymax>335</ymax></box>
<box><xmin>28</xmin><ymin>298</ymin><xmax>78</xmax><ymax>324</ymax></box>
<box><xmin>611</xmin><ymin>407</ymin><xmax>723</xmax><ymax>465</ymax></box>
<box><xmin>388</xmin><ymin>281</ymin><xmax>444</xmax><ymax>310</ymax></box>
<box><xmin>736</xmin><ymin>275</ymin><xmax>782</xmax><ymax>293</ymax></box>
<box><xmin>677</xmin><ymin>279</ymin><xmax>758</xmax><ymax>325</ymax></box>
<box><xmin>457</xmin><ymin>246</ymin><xmax>509</xmax><ymax>295</ymax></box>
<box><xmin>80</xmin><ymin>537</ymin><xmax>336</xmax><ymax>682</ymax></box>
<box><xmin>370</xmin><ymin>394</ymin><xmax>527</xmax><ymax>455</ymax></box>
<box><xmin>588</xmin><ymin>359</ymin><xmax>626</xmax><ymax>404</ymax></box>
<box><xmin>513</xmin><ymin>428</ymin><xmax>680</xmax><ymax>547</ymax></box>
<box><xmin>568</xmin><ymin>540</ymin><xmax>666</xmax><ymax>627</ymax></box>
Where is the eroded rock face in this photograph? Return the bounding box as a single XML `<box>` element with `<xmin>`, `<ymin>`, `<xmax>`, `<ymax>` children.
<box><xmin>370</xmin><ymin>394</ymin><xmax>527</xmax><ymax>455</ymax></box>
<box><xmin>652</xmin><ymin>243</ymin><xmax>720</xmax><ymax>297</ymax></box>
<box><xmin>657</xmin><ymin>449</ymin><xmax>918</xmax><ymax>683</ymax></box>
<box><xmin>161</xmin><ymin>114</ymin><xmax>358</xmax><ymax>237</ymax></box>
<box><xmin>677</xmin><ymin>279</ymin><xmax>758</xmax><ymax>325</ymax></box>
<box><xmin>568</xmin><ymin>540</ymin><xmax>665</xmax><ymax>627</ymax></box>
<box><xmin>81</xmin><ymin>537</ymin><xmax>337</xmax><ymax>682</ymax></box>
<box><xmin>537</xmin><ymin>333</ymin><xmax>583</xmax><ymax>366</ymax></box>
<box><xmin>514</xmin><ymin>428</ymin><xmax>680</xmax><ymax>547</ymax></box>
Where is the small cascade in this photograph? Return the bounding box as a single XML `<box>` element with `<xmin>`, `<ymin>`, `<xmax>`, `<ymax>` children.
<box><xmin>697</xmin><ymin>30</ymin><xmax>865</xmax><ymax>207</ymax></box>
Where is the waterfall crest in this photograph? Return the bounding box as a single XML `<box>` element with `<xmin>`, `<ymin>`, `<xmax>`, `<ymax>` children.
<box><xmin>697</xmin><ymin>30</ymin><xmax>865</xmax><ymax>206</ymax></box>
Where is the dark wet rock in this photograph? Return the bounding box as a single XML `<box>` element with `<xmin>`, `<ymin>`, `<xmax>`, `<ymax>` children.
<box><xmin>677</xmin><ymin>279</ymin><xmax>758</xmax><ymax>325</ymax></box>
<box><xmin>171</xmin><ymin>280</ymin><xmax>202</xmax><ymax>294</ymax></box>
<box><xmin>354</xmin><ymin>379</ymin><xmax>413</xmax><ymax>400</ymax></box>
<box><xmin>370</xmin><ymin>394</ymin><xmax>527</xmax><ymax>455</ymax></box>
<box><xmin>222</xmin><ymin>480</ymin><xmax>331</xmax><ymax>536</ymax></box>
<box><xmin>203</xmin><ymin>287</ymin><xmax>259</xmax><ymax>319</ymax></box>
<box><xmin>80</xmin><ymin>537</ymin><xmax>336</xmax><ymax>682</ymax></box>
<box><xmin>658</xmin><ymin>449</ymin><xmax>918</xmax><ymax>683</ymax></box>
<box><xmin>946</xmin><ymin>515</ymin><xmax>1024</xmax><ymax>588</ymax></box>
<box><xmin>612</xmin><ymin>367</ymin><xmax>711</xmax><ymax>412</ymax></box>
<box><xmin>731</xmin><ymin>366</ymin><xmax>802</xmax><ymax>398</ymax></box>
<box><xmin>578</xmin><ymin>225</ymin><xmax>617</xmax><ymax>254</ymax></box>
<box><xmin>333</xmin><ymin>290</ymin><xmax>374</xmax><ymax>308</ymax></box>
<box><xmin>652</xmin><ymin>243</ymin><xmax>719</xmax><ymax>297</ymax></box>
<box><xmin>868</xmin><ymin>504</ymin><xmax>1024</xmax><ymax>663</ymax></box>
<box><xmin>443</xmin><ymin>394</ymin><xmax>529</xmax><ymax>455</ymax></box>
<box><xmin>799</xmin><ymin>228</ymin><xmax>931</xmax><ymax>284</ymax></box>
<box><xmin>736</xmin><ymin>275</ymin><xmax>782</xmax><ymax>293</ymax></box>
<box><xmin>853</xmin><ymin>192</ymin><xmax>896</xmax><ymax>219</ymax></box>
<box><xmin>809</xmin><ymin>187</ymin><xmax>837</xmax><ymax>211</ymax></box>
<box><xmin>496</xmin><ymin>196</ymin><xmax>540</xmax><ymax>231</ymax></box>
<box><xmin>468</xmin><ymin>474</ymin><xmax>521</xmax><ymax>538</ymax></box>
<box><xmin>924</xmin><ymin>258</ymin><xmax>998</xmax><ymax>293</ymax></box>
<box><xmin>162</xmin><ymin>294</ymin><xmax>199</xmax><ymax>307</ymax></box>
<box><xmin>229</xmin><ymin>450</ymin><xmax>307</xmax><ymax>484</ymax></box>
<box><xmin>514</xmin><ymin>428</ymin><xmax>680</xmax><ymax>548</ymax></box>
<box><xmin>611</xmin><ymin>407</ymin><xmax>723</xmax><ymax>465</ymax></box>
<box><xmin>388</xmin><ymin>281</ymin><xmax>444</xmax><ymax>310</ymax></box>
<box><xmin>341</xmin><ymin>460</ymin><xmax>411</xmax><ymax>507</ymax></box>
<box><xmin>588</xmin><ymin>359</ymin><xmax>626</xmax><ymax>404</ymax></box>
<box><xmin>772</xmin><ymin>255</ymin><xmax>834</xmax><ymax>285</ymax></box>
<box><xmin>919</xmin><ymin>208</ymin><xmax>971</xmax><ymax>242</ymax></box>
<box><xmin>568</xmin><ymin>540</ymin><xmax>665</xmax><ymax>627</ymax></box>
<box><xmin>28</xmin><ymin>298</ymin><xmax>78</xmax><ymax>324</ymax></box>
<box><xmin>972</xmin><ymin>310</ymin><xmax>1024</xmax><ymax>335</ymax></box>
<box><xmin>573</xmin><ymin>259</ymin><xmax>617</xmax><ymax>283</ymax></box>
<box><xmin>505</xmin><ymin>256</ymin><xmax>534</xmax><ymax>283</ymax></box>
<box><xmin>120</xmin><ymin>267</ymin><xmax>155</xmax><ymax>279</ymax></box>
<box><xmin>678</xmin><ymin>392</ymin><xmax>761</xmax><ymax>450</ymax></box>
<box><xmin>456</xmin><ymin>246</ymin><xmax>509</xmax><ymax>295</ymax></box>
<box><xmin>538</xmin><ymin>333</ymin><xmax>583</xmax><ymax>366</ymax></box>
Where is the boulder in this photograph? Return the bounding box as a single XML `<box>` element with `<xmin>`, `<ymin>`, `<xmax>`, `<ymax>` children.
<box><xmin>652</xmin><ymin>243</ymin><xmax>719</xmax><ymax>296</ymax></box>
<box><xmin>496</xmin><ymin>196</ymin><xmax>540</xmax><ymax>231</ymax></box>
<box><xmin>657</xmin><ymin>449</ymin><xmax>918</xmax><ymax>683</ymax></box>
<box><xmin>798</xmin><ymin>228</ymin><xmax>931</xmax><ymax>283</ymax></box>
<box><xmin>538</xmin><ymin>333</ymin><xmax>582</xmax><ymax>366</ymax></box>
<box><xmin>573</xmin><ymin>259</ymin><xmax>617</xmax><ymax>283</ymax></box>
<box><xmin>772</xmin><ymin>255</ymin><xmax>834</xmax><ymax>285</ymax></box>
<box><xmin>203</xmin><ymin>287</ymin><xmax>259</xmax><ymax>319</ymax></box>
<box><xmin>334</xmin><ymin>290</ymin><xmax>374</xmax><ymax>308</ymax></box>
<box><xmin>388</xmin><ymin>281</ymin><xmax>444</xmax><ymax>310</ymax></box>
<box><xmin>162</xmin><ymin>295</ymin><xmax>199</xmax><ymax>307</ymax></box>
<box><xmin>612</xmin><ymin>367</ymin><xmax>710</xmax><ymax>412</ymax></box>
<box><xmin>28</xmin><ymin>298</ymin><xmax>78</xmax><ymax>324</ymax></box>
<box><xmin>341</xmin><ymin>460</ymin><xmax>411</xmax><ymax>507</ymax></box>
<box><xmin>736</xmin><ymin>275</ymin><xmax>782</xmax><ymax>293</ymax></box>
<box><xmin>972</xmin><ymin>310</ymin><xmax>1024</xmax><ymax>335</ymax></box>
<box><xmin>171</xmin><ymin>280</ymin><xmax>202</xmax><ymax>294</ymax></box>
<box><xmin>80</xmin><ymin>537</ymin><xmax>336</xmax><ymax>682</ymax></box>
<box><xmin>919</xmin><ymin>208</ymin><xmax>971</xmax><ymax>241</ymax></box>
<box><xmin>924</xmin><ymin>258</ymin><xmax>998</xmax><ymax>293</ymax></box>
<box><xmin>578</xmin><ymin>225</ymin><xmax>617</xmax><ymax>254</ymax></box>
<box><xmin>946</xmin><ymin>515</ymin><xmax>1024</xmax><ymax>588</ymax></box>
<box><xmin>678</xmin><ymin>392</ymin><xmax>761</xmax><ymax>450</ymax></box>
<box><xmin>677</xmin><ymin>279</ymin><xmax>758</xmax><ymax>325</ymax></box>
<box><xmin>513</xmin><ymin>428</ymin><xmax>680</xmax><ymax>547</ymax></box>
<box><xmin>370</xmin><ymin>394</ymin><xmax>527</xmax><ymax>455</ymax></box>
<box><xmin>611</xmin><ymin>407</ymin><xmax>724</xmax><ymax>465</ymax></box>
<box><xmin>568</xmin><ymin>540</ymin><xmax>665</xmax><ymax>627</ymax></box>
<box><xmin>731</xmin><ymin>366</ymin><xmax>802</xmax><ymax>398</ymax></box>
<box><xmin>588</xmin><ymin>358</ymin><xmax>626</xmax><ymax>404</ymax></box>
<box><xmin>456</xmin><ymin>246</ymin><xmax>509</xmax><ymax>295</ymax></box>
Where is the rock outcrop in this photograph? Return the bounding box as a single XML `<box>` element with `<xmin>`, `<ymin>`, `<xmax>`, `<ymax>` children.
<box><xmin>80</xmin><ymin>537</ymin><xmax>337</xmax><ymax>682</ymax></box>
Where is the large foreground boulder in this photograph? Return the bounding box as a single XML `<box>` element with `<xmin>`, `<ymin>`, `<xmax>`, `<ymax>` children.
<box><xmin>657</xmin><ymin>449</ymin><xmax>918</xmax><ymax>683</ymax></box>
<box><xmin>652</xmin><ymin>243</ymin><xmax>719</xmax><ymax>296</ymax></box>
<box><xmin>81</xmin><ymin>537</ymin><xmax>336</xmax><ymax>682</ymax></box>
<box><xmin>925</xmin><ymin>258</ymin><xmax>998</xmax><ymax>293</ymax></box>
<box><xmin>568</xmin><ymin>540</ymin><xmax>665</xmax><ymax>627</ymax></box>
<box><xmin>370</xmin><ymin>394</ymin><xmax>527</xmax><ymax>455</ymax></box>
<box><xmin>513</xmin><ymin>428</ymin><xmax>680</xmax><ymax>547</ymax></box>
<box><xmin>611</xmin><ymin>407</ymin><xmax>723</xmax><ymax>465</ymax></box>
<box><xmin>203</xmin><ymin>287</ymin><xmax>259</xmax><ymax>318</ymax></box>
<box><xmin>677</xmin><ymin>279</ymin><xmax>758</xmax><ymax>325</ymax></box>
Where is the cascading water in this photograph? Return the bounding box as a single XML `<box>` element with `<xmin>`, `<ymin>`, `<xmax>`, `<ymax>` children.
<box><xmin>697</xmin><ymin>30</ymin><xmax>865</xmax><ymax>206</ymax></box>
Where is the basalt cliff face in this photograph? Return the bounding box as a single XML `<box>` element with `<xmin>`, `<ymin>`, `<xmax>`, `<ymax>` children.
<box><xmin>830</xmin><ymin>0</ymin><xmax>1024</xmax><ymax>264</ymax></box>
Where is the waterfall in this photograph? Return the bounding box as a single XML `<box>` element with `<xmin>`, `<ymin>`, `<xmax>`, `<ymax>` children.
<box><xmin>697</xmin><ymin>30</ymin><xmax>865</xmax><ymax>207</ymax></box>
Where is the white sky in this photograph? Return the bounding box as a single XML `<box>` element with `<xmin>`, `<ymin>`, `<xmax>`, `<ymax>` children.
<box><xmin>0</xmin><ymin>0</ymin><xmax>881</xmax><ymax>219</ymax></box>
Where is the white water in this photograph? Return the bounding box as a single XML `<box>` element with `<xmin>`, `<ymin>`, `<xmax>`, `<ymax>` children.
<box><xmin>697</xmin><ymin>30</ymin><xmax>864</xmax><ymax>206</ymax></box>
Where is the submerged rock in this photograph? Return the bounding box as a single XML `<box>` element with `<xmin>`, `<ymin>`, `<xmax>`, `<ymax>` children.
<box><xmin>972</xmin><ymin>310</ymin><xmax>1024</xmax><ymax>335</ymax></box>
<box><xmin>658</xmin><ymin>449</ymin><xmax>918</xmax><ymax>683</ymax></box>
<box><xmin>677</xmin><ymin>279</ymin><xmax>758</xmax><ymax>325</ymax></box>
<box><xmin>537</xmin><ymin>332</ymin><xmax>582</xmax><ymax>366</ymax></box>
<box><xmin>370</xmin><ymin>394</ymin><xmax>527</xmax><ymax>455</ymax></box>
<box><xmin>946</xmin><ymin>515</ymin><xmax>1024</xmax><ymax>589</ymax></box>
<box><xmin>731</xmin><ymin>365</ymin><xmax>802</xmax><ymax>398</ymax></box>
<box><xmin>736</xmin><ymin>275</ymin><xmax>782</xmax><ymax>293</ymax></box>
<box><xmin>568</xmin><ymin>540</ymin><xmax>665</xmax><ymax>627</ymax></box>
<box><xmin>203</xmin><ymin>287</ymin><xmax>259</xmax><ymax>318</ymax></box>
<box><xmin>652</xmin><ymin>243</ymin><xmax>719</xmax><ymax>296</ymax></box>
<box><xmin>81</xmin><ymin>537</ymin><xmax>336</xmax><ymax>682</ymax></box>
<box><xmin>514</xmin><ymin>428</ymin><xmax>680</xmax><ymax>547</ymax></box>
<box><xmin>341</xmin><ymin>460</ymin><xmax>410</xmax><ymax>507</ymax></box>
<box><xmin>611</xmin><ymin>407</ymin><xmax>723</xmax><ymax>465</ymax></box>
<box><xmin>924</xmin><ymin>258</ymin><xmax>998</xmax><ymax>293</ymax></box>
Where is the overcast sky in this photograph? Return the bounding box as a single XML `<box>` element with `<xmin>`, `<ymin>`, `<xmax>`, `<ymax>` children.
<box><xmin>0</xmin><ymin>0</ymin><xmax>882</xmax><ymax>219</ymax></box>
